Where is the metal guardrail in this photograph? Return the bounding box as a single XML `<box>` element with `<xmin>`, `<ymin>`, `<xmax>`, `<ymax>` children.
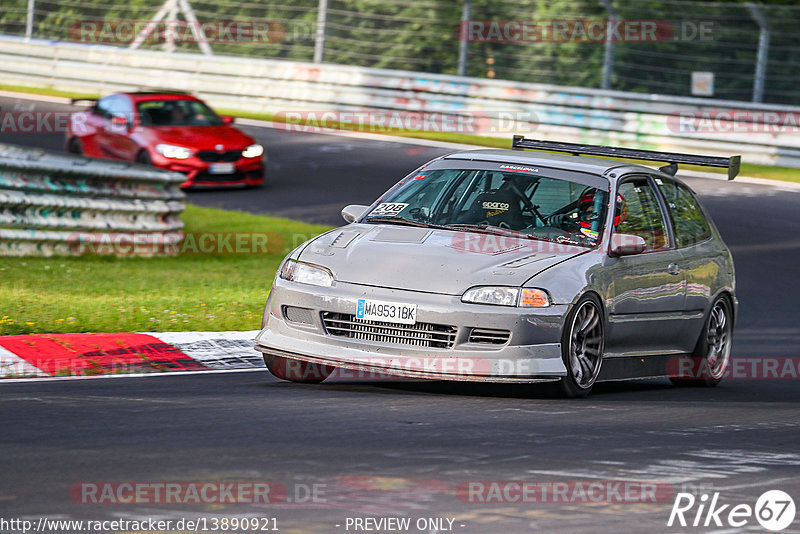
<box><xmin>0</xmin><ymin>36</ymin><xmax>798</xmax><ymax>168</ymax></box>
<box><xmin>0</xmin><ymin>143</ymin><xmax>185</xmax><ymax>256</ymax></box>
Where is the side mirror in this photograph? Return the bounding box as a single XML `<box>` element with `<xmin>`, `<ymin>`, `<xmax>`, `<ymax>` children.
<box><xmin>221</xmin><ymin>116</ymin><xmax>235</xmax><ymax>124</ymax></box>
<box><xmin>110</xmin><ymin>114</ymin><xmax>129</xmax><ymax>130</ymax></box>
<box><xmin>341</xmin><ymin>204</ymin><xmax>369</xmax><ymax>224</ymax></box>
<box><xmin>610</xmin><ymin>233</ymin><xmax>646</xmax><ymax>256</ymax></box>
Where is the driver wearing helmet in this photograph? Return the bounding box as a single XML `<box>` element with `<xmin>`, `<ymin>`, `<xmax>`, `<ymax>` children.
<box><xmin>546</xmin><ymin>191</ymin><xmax>627</xmax><ymax>236</ymax></box>
<box><xmin>547</xmin><ymin>190</ymin><xmax>597</xmax><ymax>230</ymax></box>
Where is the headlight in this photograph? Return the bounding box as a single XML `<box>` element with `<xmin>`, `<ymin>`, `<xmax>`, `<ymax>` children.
<box><xmin>155</xmin><ymin>144</ymin><xmax>193</xmax><ymax>159</ymax></box>
<box><xmin>279</xmin><ymin>260</ymin><xmax>333</xmax><ymax>287</ymax></box>
<box><xmin>461</xmin><ymin>286</ymin><xmax>550</xmax><ymax>307</ymax></box>
<box><xmin>242</xmin><ymin>144</ymin><xmax>264</xmax><ymax>158</ymax></box>
<box><xmin>462</xmin><ymin>287</ymin><xmax>519</xmax><ymax>307</ymax></box>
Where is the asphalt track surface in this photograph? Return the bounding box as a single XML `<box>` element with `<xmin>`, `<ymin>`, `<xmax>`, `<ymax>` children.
<box><xmin>2</xmin><ymin>95</ymin><xmax>800</xmax><ymax>533</ymax></box>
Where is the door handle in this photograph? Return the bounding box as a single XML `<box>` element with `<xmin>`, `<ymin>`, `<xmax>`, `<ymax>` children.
<box><xmin>668</xmin><ymin>263</ymin><xmax>681</xmax><ymax>275</ymax></box>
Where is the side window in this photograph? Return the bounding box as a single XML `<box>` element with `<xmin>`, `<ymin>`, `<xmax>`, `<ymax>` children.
<box><xmin>94</xmin><ymin>96</ymin><xmax>113</xmax><ymax>119</ymax></box>
<box><xmin>614</xmin><ymin>178</ymin><xmax>670</xmax><ymax>251</ymax></box>
<box><xmin>656</xmin><ymin>179</ymin><xmax>712</xmax><ymax>247</ymax></box>
<box><xmin>107</xmin><ymin>95</ymin><xmax>133</xmax><ymax>123</ymax></box>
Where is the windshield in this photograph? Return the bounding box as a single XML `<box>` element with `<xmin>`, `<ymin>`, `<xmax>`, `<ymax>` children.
<box><xmin>137</xmin><ymin>99</ymin><xmax>223</xmax><ymax>126</ymax></box>
<box><xmin>364</xmin><ymin>167</ymin><xmax>609</xmax><ymax>248</ymax></box>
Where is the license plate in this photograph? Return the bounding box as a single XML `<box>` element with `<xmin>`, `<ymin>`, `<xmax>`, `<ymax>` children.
<box><xmin>209</xmin><ymin>163</ymin><xmax>235</xmax><ymax>174</ymax></box>
<box><xmin>356</xmin><ymin>298</ymin><xmax>417</xmax><ymax>325</ymax></box>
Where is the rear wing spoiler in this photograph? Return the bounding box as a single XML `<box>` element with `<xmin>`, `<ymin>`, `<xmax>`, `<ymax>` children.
<box><xmin>512</xmin><ymin>135</ymin><xmax>741</xmax><ymax>180</ymax></box>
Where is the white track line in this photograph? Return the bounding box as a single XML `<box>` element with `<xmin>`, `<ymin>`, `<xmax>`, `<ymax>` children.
<box><xmin>0</xmin><ymin>367</ymin><xmax>265</xmax><ymax>384</ymax></box>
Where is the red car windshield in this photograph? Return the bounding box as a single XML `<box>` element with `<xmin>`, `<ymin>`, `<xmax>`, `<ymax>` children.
<box><xmin>137</xmin><ymin>99</ymin><xmax>223</xmax><ymax>126</ymax></box>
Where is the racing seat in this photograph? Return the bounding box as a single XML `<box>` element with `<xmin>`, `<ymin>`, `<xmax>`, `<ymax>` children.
<box><xmin>466</xmin><ymin>187</ymin><xmax>525</xmax><ymax>229</ymax></box>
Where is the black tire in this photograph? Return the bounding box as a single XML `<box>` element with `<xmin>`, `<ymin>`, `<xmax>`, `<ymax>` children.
<box><xmin>136</xmin><ymin>150</ymin><xmax>153</xmax><ymax>165</ymax></box>
<box><xmin>263</xmin><ymin>354</ymin><xmax>333</xmax><ymax>384</ymax></box>
<box><xmin>67</xmin><ymin>137</ymin><xmax>83</xmax><ymax>155</ymax></box>
<box><xmin>559</xmin><ymin>294</ymin><xmax>605</xmax><ymax>398</ymax></box>
<box><xmin>670</xmin><ymin>295</ymin><xmax>733</xmax><ymax>387</ymax></box>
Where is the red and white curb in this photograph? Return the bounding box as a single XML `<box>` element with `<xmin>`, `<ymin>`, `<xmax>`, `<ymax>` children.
<box><xmin>0</xmin><ymin>331</ymin><xmax>263</xmax><ymax>381</ymax></box>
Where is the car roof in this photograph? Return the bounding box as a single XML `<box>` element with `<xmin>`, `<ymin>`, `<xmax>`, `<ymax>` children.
<box><xmin>442</xmin><ymin>149</ymin><xmax>667</xmax><ymax>182</ymax></box>
<box><xmin>117</xmin><ymin>92</ymin><xmax>201</xmax><ymax>103</ymax></box>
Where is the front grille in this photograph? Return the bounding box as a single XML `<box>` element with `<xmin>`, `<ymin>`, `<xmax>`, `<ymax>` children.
<box><xmin>468</xmin><ymin>328</ymin><xmax>511</xmax><ymax>345</ymax></box>
<box><xmin>197</xmin><ymin>150</ymin><xmax>242</xmax><ymax>162</ymax></box>
<box><xmin>194</xmin><ymin>171</ymin><xmax>245</xmax><ymax>182</ymax></box>
<box><xmin>321</xmin><ymin>312</ymin><xmax>457</xmax><ymax>349</ymax></box>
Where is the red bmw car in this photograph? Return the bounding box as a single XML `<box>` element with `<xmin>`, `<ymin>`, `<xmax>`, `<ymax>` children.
<box><xmin>66</xmin><ymin>91</ymin><xmax>265</xmax><ymax>188</ymax></box>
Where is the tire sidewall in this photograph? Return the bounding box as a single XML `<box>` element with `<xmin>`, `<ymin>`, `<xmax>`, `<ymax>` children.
<box><xmin>670</xmin><ymin>294</ymin><xmax>733</xmax><ymax>387</ymax></box>
<box><xmin>136</xmin><ymin>150</ymin><xmax>152</xmax><ymax>165</ymax></box>
<box><xmin>559</xmin><ymin>293</ymin><xmax>605</xmax><ymax>398</ymax></box>
<box><xmin>67</xmin><ymin>138</ymin><xmax>82</xmax><ymax>154</ymax></box>
<box><xmin>697</xmin><ymin>295</ymin><xmax>732</xmax><ymax>385</ymax></box>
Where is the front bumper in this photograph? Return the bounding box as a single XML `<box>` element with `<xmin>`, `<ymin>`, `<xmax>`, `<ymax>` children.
<box><xmin>254</xmin><ymin>277</ymin><xmax>570</xmax><ymax>382</ymax></box>
<box><xmin>152</xmin><ymin>155</ymin><xmax>264</xmax><ymax>188</ymax></box>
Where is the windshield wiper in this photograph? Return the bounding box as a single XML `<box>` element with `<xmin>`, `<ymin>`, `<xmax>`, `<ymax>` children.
<box><xmin>445</xmin><ymin>223</ymin><xmax>544</xmax><ymax>241</ymax></box>
<box><xmin>365</xmin><ymin>216</ymin><xmax>449</xmax><ymax>229</ymax></box>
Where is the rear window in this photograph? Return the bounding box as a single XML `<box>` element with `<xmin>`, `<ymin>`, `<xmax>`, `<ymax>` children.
<box><xmin>656</xmin><ymin>178</ymin><xmax>712</xmax><ymax>247</ymax></box>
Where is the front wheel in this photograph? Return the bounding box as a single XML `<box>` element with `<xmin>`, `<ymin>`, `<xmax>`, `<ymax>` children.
<box><xmin>136</xmin><ymin>150</ymin><xmax>153</xmax><ymax>165</ymax></box>
<box><xmin>264</xmin><ymin>354</ymin><xmax>333</xmax><ymax>384</ymax></box>
<box><xmin>559</xmin><ymin>294</ymin><xmax>605</xmax><ymax>398</ymax></box>
<box><xmin>67</xmin><ymin>137</ymin><xmax>83</xmax><ymax>155</ymax></box>
<box><xmin>670</xmin><ymin>296</ymin><xmax>733</xmax><ymax>387</ymax></box>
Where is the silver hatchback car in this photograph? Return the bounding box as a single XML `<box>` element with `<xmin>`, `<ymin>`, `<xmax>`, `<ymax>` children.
<box><xmin>255</xmin><ymin>138</ymin><xmax>739</xmax><ymax>396</ymax></box>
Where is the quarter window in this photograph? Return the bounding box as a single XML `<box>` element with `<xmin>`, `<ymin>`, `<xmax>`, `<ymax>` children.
<box><xmin>614</xmin><ymin>178</ymin><xmax>669</xmax><ymax>251</ymax></box>
<box><xmin>657</xmin><ymin>179</ymin><xmax>712</xmax><ymax>247</ymax></box>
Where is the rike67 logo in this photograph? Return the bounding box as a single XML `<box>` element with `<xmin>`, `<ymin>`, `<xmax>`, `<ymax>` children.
<box><xmin>668</xmin><ymin>490</ymin><xmax>796</xmax><ymax>531</ymax></box>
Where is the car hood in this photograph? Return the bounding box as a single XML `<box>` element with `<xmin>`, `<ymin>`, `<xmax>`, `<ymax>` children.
<box><xmin>298</xmin><ymin>223</ymin><xmax>588</xmax><ymax>295</ymax></box>
<box><xmin>140</xmin><ymin>125</ymin><xmax>255</xmax><ymax>150</ymax></box>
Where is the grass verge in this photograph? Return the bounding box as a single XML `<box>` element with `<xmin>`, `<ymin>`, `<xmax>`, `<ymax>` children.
<box><xmin>1</xmin><ymin>82</ymin><xmax>796</xmax><ymax>184</ymax></box>
<box><xmin>0</xmin><ymin>204</ymin><xmax>332</xmax><ymax>335</ymax></box>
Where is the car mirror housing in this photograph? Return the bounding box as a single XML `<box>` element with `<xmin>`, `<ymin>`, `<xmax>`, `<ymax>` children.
<box><xmin>610</xmin><ymin>233</ymin><xmax>646</xmax><ymax>256</ymax></box>
<box><xmin>341</xmin><ymin>204</ymin><xmax>369</xmax><ymax>223</ymax></box>
<box><xmin>221</xmin><ymin>116</ymin><xmax>235</xmax><ymax>124</ymax></box>
<box><xmin>111</xmin><ymin>114</ymin><xmax>129</xmax><ymax>130</ymax></box>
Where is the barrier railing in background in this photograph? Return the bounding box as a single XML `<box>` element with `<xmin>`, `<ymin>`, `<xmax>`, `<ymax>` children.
<box><xmin>2</xmin><ymin>0</ymin><xmax>798</xmax><ymax>105</ymax></box>
<box><xmin>0</xmin><ymin>142</ymin><xmax>185</xmax><ymax>256</ymax></box>
<box><xmin>0</xmin><ymin>36</ymin><xmax>798</xmax><ymax>169</ymax></box>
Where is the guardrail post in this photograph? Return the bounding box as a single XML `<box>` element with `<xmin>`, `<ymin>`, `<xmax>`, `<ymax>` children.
<box><xmin>457</xmin><ymin>0</ymin><xmax>472</xmax><ymax>77</ymax></box>
<box><xmin>599</xmin><ymin>0</ymin><xmax>616</xmax><ymax>90</ymax></box>
<box><xmin>746</xmin><ymin>3</ymin><xmax>770</xmax><ymax>103</ymax></box>
<box><xmin>165</xmin><ymin>0</ymin><xmax>178</xmax><ymax>53</ymax></box>
<box><xmin>25</xmin><ymin>0</ymin><xmax>34</xmax><ymax>40</ymax></box>
<box><xmin>314</xmin><ymin>0</ymin><xmax>328</xmax><ymax>63</ymax></box>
